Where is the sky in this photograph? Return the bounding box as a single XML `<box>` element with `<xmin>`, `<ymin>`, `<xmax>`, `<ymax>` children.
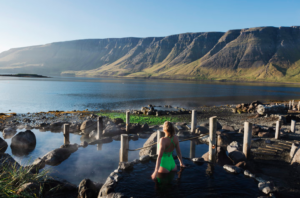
<box><xmin>0</xmin><ymin>0</ymin><xmax>299</xmax><ymax>53</ymax></box>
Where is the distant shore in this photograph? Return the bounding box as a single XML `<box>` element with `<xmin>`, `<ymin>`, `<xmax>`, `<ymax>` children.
<box><xmin>0</xmin><ymin>73</ymin><xmax>50</xmax><ymax>78</ymax></box>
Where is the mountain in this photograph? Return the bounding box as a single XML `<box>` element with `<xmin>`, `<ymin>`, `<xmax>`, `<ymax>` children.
<box><xmin>0</xmin><ymin>26</ymin><xmax>300</xmax><ymax>82</ymax></box>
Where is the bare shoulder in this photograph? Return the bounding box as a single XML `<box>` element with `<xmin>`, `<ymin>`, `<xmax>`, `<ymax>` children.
<box><xmin>173</xmin><ymin>135</ymin><xmax>179</xmax><ymax>144</ymax></box>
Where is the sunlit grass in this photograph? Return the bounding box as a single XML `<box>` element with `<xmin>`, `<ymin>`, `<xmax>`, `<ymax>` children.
<box><xmin>97</xmin><ymin>112</ymin><xmax>184</xmax><ymax>125</ymax></box>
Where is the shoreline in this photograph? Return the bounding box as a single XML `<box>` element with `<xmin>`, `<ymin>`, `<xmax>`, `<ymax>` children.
<box><xmin>61</xmin><ymin>74</ymin><xmax>300</xmax><ymax>86</ymax></box>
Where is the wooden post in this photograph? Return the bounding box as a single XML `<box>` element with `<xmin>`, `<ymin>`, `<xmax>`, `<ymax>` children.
<box><xmin>298</xmin><ymin>101</ymin><xmax>300</xmax><ymax>111</ymax></box>
<box><xmin>209</xmin><ymin>116</ymin><xmax>217</xmax><ymax>163</ymax></box>
<box><xmin>63</xmin><ymin>124</ymin><xmax>70</xmax><ymax>145</ymax></box>
<box><xmin>243</xmin><ymin>122</ymin><xmax>252</xmax><ymax>158</ymax></box>
<box><xmin>292</xmin><ymin>100</ymin><xmax>295</xmax><ymax>108</ymax></box>
<box><xmin>275</xmin><ymin>121</ymin><xmax>280</xmax><ymax>139</ymax></box>
<box><xmin>126</xmin><ymin>111</ymin><xmax>130</xmax><ymax>132</ymax></box>
<box><xmin>291</xmin><ymin>120</ymin><xmax>296</xmax><ymax>133</ymax></box>
<box><xmin>120</xmin><ymin>134</ymin><xmax>129</xmax><ymax>162</ymax></box>
<box><xmin>97</xmin><ymin>116</ymin><xmax>103</xmax><ymax>140</ymax></box>
<box><xmin>157</xmin><ymin>130</ymin><xmax>161</xmax><ymax>155</ymax></box>
<box><xmin>289</xmin><ymin>101</ymin><xmax>292</xmax><ymax>110</ymax></box>
<box><xmin>190</xmin><ymin>140</ymin><xmax>195</xmax><ymax>158</ymax></box>
<box><xmin>191</xmin><ymin>110</ymin><xmax>196</xmax><ymax>133</ymax></box>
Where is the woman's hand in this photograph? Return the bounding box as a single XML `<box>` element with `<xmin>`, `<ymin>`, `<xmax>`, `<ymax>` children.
<box><xmin>180</xmin><ymin>163</ymin><xmax>186</xmax><ymax>167</ymax></box>
<box><xmin>151</xmin><ymin>170</ymin><xmax>158</xmax><ymax>180</ymax></box>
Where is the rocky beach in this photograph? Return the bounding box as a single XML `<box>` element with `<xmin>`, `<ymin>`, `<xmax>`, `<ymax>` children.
<box><xmin>0</xmin><ymin>100</ymin><xmax>300</xmax><ymax>197</ymax></box>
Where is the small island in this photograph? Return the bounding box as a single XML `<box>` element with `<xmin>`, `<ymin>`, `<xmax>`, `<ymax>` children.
<box><xmin>0</xmin><ymin>73</ymin><xmax>50</xmax><ymax>78</ymax></box>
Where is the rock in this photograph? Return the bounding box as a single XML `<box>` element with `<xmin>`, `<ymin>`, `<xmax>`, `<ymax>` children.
<box><xmin>17</xmin><ymin>182</ymin><xmax>40</xmax><ymax>196</ymax></box>
<box><xmin>70</xmin><ymin>123</ymin><xmax>81</xmax><ymax>133</ymax></box>
<box><xmin>222</xmin><ymin>125</ymin><xmax>235</xmax><ymax>132</ymax></box>
<box><xmin>0</xmin><ymin>153</ymin><xmax>21</xmax><ymax>170</ymax></box>
<box><xmin>232</xmin><ymin>108</ymin><xmax>237</xmax><ymax>113</ymax></box>
<box><xmin>257</xmin><ymin>132</ymin><xmax>273</xmax><ymax>138</ymax></box>
<box><xmin>118</xmin><ymin>162</ymin><xmax>133</xmax><ymax>170</ymax></box>
<box><xmin>103</xmin><ymin>125</ymin><xmax>123</xmax><ymax>136</ymax></box>
<box><xmin>141</xmin><ymin>123</ymin><xmax>149</xmax><ymax>131</ymax></box>
<box><xmin>227</xmin><ymin>141</ymin><xmax>246</xmax><ymax>164</ymax></box>
<box><xmin>112</xmin><ymin>135</ymin><xmax>121</xmax><ymax>141</ymax></box>
<box><xmin>0</xmin><ymin>138</ymin><xmax>8</xmax><ymax>154</ymax></box>
<box><xmin>23</xmin><ymin>118</ymin><xmax>31</xmax><ymax>123</ymax></box>
<box><xmin>202</xmin><ymin>147</ymin><xmax>232</xmax><ymax>166</ymax></box>
<box><xmin>98</xmin><ymin>176</ymin><xmax>117</xmax><ymax>198</ymax></box>
<box><xmin>41</xmin><ymin>145</ymin><xmax>78</xmax><ymax>166</ymax></box>
<box><xmin>3</xmin><ymin>127</ymin><xmax>16</xmax><ymax>139</ymax></box>
<box><xmin>252</xmin><ymin>125</ymin><xmax>260</xmax><ymax>136</ymax></box>
<box><xmin>89</xmin><ymin>137</ymin><xmax>113</xmax><ymax>145</ymax></box>
<box><xmin>78</xmin><ymin>178</ymin><xmax>102</xmax><ymax>198</ymax></box>
<box><xmin>235</xmin><ymin>161</ymin><xmax>247</xmax><ymax>169</ymax></box>
<box><xmin>80</xmin><ymin>141</ymin><xmax>88</xmax><ymax>148</ymax></box>
<box><xmin>200</xmin><ymin>122</ymin><xmax>222</xmax><ymax>130</ymax></box>
<box><xmin>50</xmin><ymin>121</ymin><xmax>64</xmax><ymax>127</ymax></box>
<box><xmin>139</xmin><ymin>155</ymin><xmax>150</xmax><ymax>162</ymax></box>
<box><xmin>26</xmin><ymin>157</ymin><xmax>46</xmax><ymax>174</ymax></box>
<box><xmin>89</xmin><ymin>130</ymin><xmax>97</xmax><ymax>138</ymax></box>
<box><xmin>128</xmin><ymin>123</ymin><xmax>141</xmax><ymax>133</ymax></box>
<box><xmin>223</xmin><ymin>164</ymin><xmax>242</xmax><ymax>173</ymax></box>
<box><xmin>11</xmin><ymin>130</ymin><xmax>36</xmax><ymax>156</ymax></box>
<box><xmin>258</xmin><ymin>181</ymin><xmax>274</xmax><ymax>194</ymax></box>
<box><xmin>244</xmin><ymin>170</ymin><xmax>255</xmax><ymax>178</ymax></box>
<box><xmin>113</xmin><ymin>118</ymin><xmax>124</xmax><ymax>125</ymax></box>
<box><xmin>139</xmin><ymin>131</ymin><xmax>164</xmax><ymax>157</ymax></box>
<box><xmin>192</xmin><ymin>158</ymin><xmax>204</xmax><ymax>163</ymax></box>
<box><xmin>129</xmin><ymin>134</ymin><xmax>138</xmax><ymax>141</ymax></box>
<box><xmin>257</xmin><ymin>104</ymin><xmax>287</xmax><ymax>115</ymax></box>
<box><xmin>80</xmin><ymin>120</ymin><xmax>97</xmax><ymax>134</ymax></box>
<box><xmin>43</xmin><ymin>178</ymin><xmax>78</xmax><ymax>196</ymax></box>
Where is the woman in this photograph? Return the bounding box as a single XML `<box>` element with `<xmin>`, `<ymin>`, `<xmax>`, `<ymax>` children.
<box><xmin>151</xmin><ymin>121</ymin><xmax>185</xmax><ymax>180</ymax></box>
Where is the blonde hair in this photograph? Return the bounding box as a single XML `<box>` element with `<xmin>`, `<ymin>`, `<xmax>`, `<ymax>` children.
<box><xmin>163</xmin><ymin>121</ymin><xmax>175</xmax><ymax>137</ymax></box>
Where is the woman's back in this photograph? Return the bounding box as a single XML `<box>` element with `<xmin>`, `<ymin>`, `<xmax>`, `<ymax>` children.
<box><xmin>161</xmin><ymin>135</ymin><xmax>178</xmax><ymax>153</ymax></box>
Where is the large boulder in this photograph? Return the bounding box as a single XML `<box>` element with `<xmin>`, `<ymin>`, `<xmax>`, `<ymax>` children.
<box><xmin>0</xmin><ymin>137</ymin><xmax>8</xmax><ymax>154</ymax></box>
<box><xmin>2</xmin><ymin>127</ymin><xmax>17</xmax><ymax>139</ymax></box>
<box><xmin>200</xmin><ymin>121</ymin><xmax>222</xmax><ymax>130</ymax></box>
<box><xmin>41</xmin><ymin>144</ymin><xmax>78</xmax><ymax>166</ymax></box>
<box><xmin>201</xmin><ymin>147</ymin><xmax>232</xmax><ymax>166</ymax></box>
<box><xmin>11</xmin><ymin>130</ymin><xmax>36</xmax><ymax>156</ymax></box>
<box><xmin>80</xmin><ymin>120</ymin><xmax>97</xmax><ymax>134</ymax></box>
<box><xmin>128</xmin><ymin>123</ymin><xmax>141</xmax><ymax>133</ymax></box>
<box><xmin>103</xmin><ymin>125</ymin><xmax>123</xmax><ymax>136</ymax></box>
<box><xmin>0</xmin><ymin>153</ymin><xmax>21</xmax><ymax>170</ymax></box>
<box><xmin>139</xmin><ymin>131</ymin><xmax>164</xmax><ymax>157</ymax></box>
<box><xmin>113</xmin><ymin>118</ymin><xmax>124</xmax><ymax>125</ymax></box>
<box><xmin>78</xmin><ymin>178</ymin><xmax>103</xmax><ymax>198</ymax></box>
<box><xmin>26</xmin><ymin>157</ymin><xmax>46</xmax><ymax>174</ymax></box>
<box><xmin>227</xmin><ymin>141</ymin><xmax>246</xmax><ymax>164</ymax></box>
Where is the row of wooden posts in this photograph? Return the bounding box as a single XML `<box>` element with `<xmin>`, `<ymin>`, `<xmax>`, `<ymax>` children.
<box><xmin>288</xmin><ymin>100</ymin><xmax>300</xmax><ymax>110</ymax></box>
<box><xmin>61</xmin><ymin>110</ymin><xmax>297</xmax><ymax>163</ymax></box>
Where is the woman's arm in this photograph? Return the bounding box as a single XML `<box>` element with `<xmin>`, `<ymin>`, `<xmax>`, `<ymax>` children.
<box><xmin>175</xmin><ymin>136</ymin><xmax>185</xmax><ymax>167</ymax></box>
<box><xmin>151</xmin><ymin>138</ymin><xmax>164</xmax><ymax>180</ymax></box>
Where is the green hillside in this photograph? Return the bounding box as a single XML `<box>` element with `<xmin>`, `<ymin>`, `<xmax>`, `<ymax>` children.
<box><xmin>0</xmin><ymin>26</ymin><xmax>300</xmax><ymax>82</ymax></box>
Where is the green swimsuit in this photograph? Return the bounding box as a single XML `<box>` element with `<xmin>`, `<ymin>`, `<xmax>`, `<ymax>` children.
<box><xmin>159</xmin><ymin>136</ymin><xmax>176</xmax><ymax>171</ymax></box>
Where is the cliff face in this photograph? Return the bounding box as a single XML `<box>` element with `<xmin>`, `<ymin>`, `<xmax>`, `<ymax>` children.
<box><xmin>0</xmin><ymin>26</ymin><xmax>300</xmax><ymax>82</ymax></box>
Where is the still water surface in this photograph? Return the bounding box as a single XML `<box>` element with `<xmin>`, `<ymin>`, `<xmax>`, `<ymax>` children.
<box><xmin>0</xmin><ymin>76</ymin><xmax>300</xmax><ymax>113</ymax></box>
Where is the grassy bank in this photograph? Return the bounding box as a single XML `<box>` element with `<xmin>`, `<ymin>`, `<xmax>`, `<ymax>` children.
<box><xmin>97</xmin><ymin>112</ymin><xmax>187</xmax><ymax>125</ymax></box>
<box><xmin>0</xmin><ymin>162</ymin><xmax>49</xmax><ymax>198</ymax></box>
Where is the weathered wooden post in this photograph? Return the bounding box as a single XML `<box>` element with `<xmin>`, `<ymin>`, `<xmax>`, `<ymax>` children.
<box><xmin>209</xmin><ymin>116</ymin><xmax>217</xmax><ymax>163</ymax></box>
<box><xmin>97</xmin><ymin>116</ymin><xmax>103</xmax><ymax>140</ymax></box>
<box><xmin>191</xmin><ymin>110</ymin><xmax>196</xmax><ymax>133</ymax></box>
<box><xmin>291</xmin><ymin>120</ymin><xmax>296</xmax><ymax>133</ymax></box>
<box><xmin>243</xmin><ymin>122</ymin><xmax>252</xmax><ymax>158</ymax></box>
<box><xmin>120</xmin><ymin>134</ymin><xmax>129</xmax><ymax>162</ymax></box>
<box><xmin>275</xmin><ymin>120</ymin><xmax>280</xmax><ymax>139</ymax></box>
<box><xmin>126</xmin><ymin>111</ymin><xmax>130</xmax><ymax>132</ymax></box>
<box><xmin>157</xmin><ymin>130</ymin><xmax>161</xmax><ymax>155</ymax></box>
<box><xmin>298</xmin><ymin>101</ymin><xmax>300</xmax><ymax>111</ymax></box>
<box><xmin>63</xmin><ymin>124</ymin><xmax>70</xmax><ymax>145</ymax></box>
<box><xmin>190</xmin><ymin>140</ymin><xmax>196</xmax><ymax>158</ymax></box>
<box><xmin>292</xmin><ymin>100</ymin><xmax>295</xmax><ymax>108</ymax></box>
<box><xmin>289</xmin><ymin>101</ymin><xmax>292</xmax><ymax>110</ymax></box>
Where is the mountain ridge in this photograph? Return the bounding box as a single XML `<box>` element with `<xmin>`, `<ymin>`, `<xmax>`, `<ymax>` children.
<box><xmin>1</xmin><ymin>26</ymin><xmax>300</xmax><ymax>82</ymax></box>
